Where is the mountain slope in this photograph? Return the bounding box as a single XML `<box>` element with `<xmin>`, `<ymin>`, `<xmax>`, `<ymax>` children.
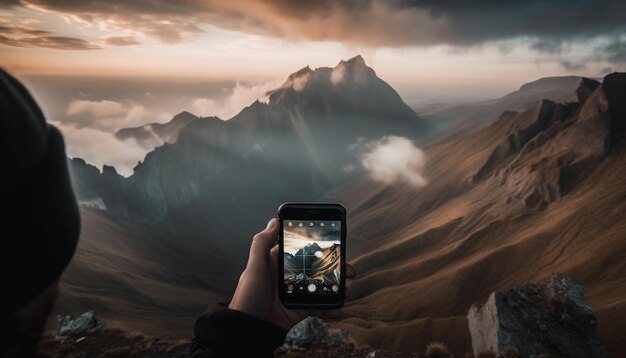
<box><xmin>332</xmin><ymin>74</ymin><xmax>626</xmax><ymax>356</ymax></box>
<box><xmin>54</xmin><ymin>208</ymin><xmax>224</xmax><ymax>337</ymax></box>
<box><xmin>418</xmin><ymin>76</ymin><xmax>583</xmax><ymax>143</ymax></box>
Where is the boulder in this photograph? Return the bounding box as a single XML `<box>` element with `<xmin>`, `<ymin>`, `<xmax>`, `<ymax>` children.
<box><xmin>467</xmin><ymin>273</ymin><xmax>607</xmax><ymax>357</ymax></box>
<box><xmin>57</xmin><ymin>310</ymin><xmax>105</xmax><ymax>338</ymax></box>
<box><xmin>284</xmin><ymin>316</ymin><xmax>329</xmax><ymax>348</ymax></box>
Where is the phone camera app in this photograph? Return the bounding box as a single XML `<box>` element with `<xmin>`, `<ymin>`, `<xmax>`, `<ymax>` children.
<box><xmin>283</xmin><ymin>220</ymin><xmax>341</xmax><ymax>296</ymax></box>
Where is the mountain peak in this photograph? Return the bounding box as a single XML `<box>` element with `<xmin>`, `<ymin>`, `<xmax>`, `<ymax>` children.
<box><xmin>339</xmin><ymin>54</ymin><xmax>366</xmax><ymax>68</ymax></box>
<box><xmin>171</xmin><ymin>111</ymin><xmax>198</xmax><ymax>123</ymax></box>
<box><xmin>295</xmin><ymin>242</ymin><xmax>323</xmax><ymax>256</ymax></box>
<box><xmin>332</xmin><ymin>54</ymin><xmax>376</xmax><ymax>84</ymax></box>
<box><xmin>287</xmin><ymin>66</ymin><xmax>313</xmax><ymax>80</ymax></box>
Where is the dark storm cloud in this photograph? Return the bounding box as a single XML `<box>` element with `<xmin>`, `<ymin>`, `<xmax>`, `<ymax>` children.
<box><xmin>602</xmin><ymin>40</ymin><xmax>626</xmax><ymax>64</ymax></box>
<box><xmin>13</xmin><ymin>0</ymin><xmax>626</xmax><ymax>47</ymax></box>
<box><xmin>531</xmin><ymin>39</ymin><xmax>565</xmax><ymax>55</ymax></box>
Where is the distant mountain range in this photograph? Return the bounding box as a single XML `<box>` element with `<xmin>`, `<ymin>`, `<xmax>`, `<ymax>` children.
<box><xmin>418</xmin><ymin>76</ymin><xmax>584</xmax><ymax>143</ymax></box>
<box><xmin>63</xmin><ymin>55</ymin><xmax>429</xmax><ymax>332</ymax></box>
<box><xmin>68</xmin><ymin>55</ymin><xmax>429</xmax><ymax>255</ymax></box>
<box><xmin>63</xmin><ymin>57</ymin><xmax>626</xmax><ymax>356</ymax></box>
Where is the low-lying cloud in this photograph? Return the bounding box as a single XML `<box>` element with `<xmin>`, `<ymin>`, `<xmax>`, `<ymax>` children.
<box><xmin>191</xmin><ymin>80</ymin><xmax>280</xmax><ymax>119</ymax></box>
<box><xmin>359</xmin><ymin>136</ymin><xmax>427</xmax><ymax>187</ymax></box>
<box><xmin>22</xmin><ymin>75</ymin><xmax>289</xmax><ymax>175</ymax></box>
<box><xmin>52</xmin><ymin>120</ymin><xmax>147</xmax><ymax>176</ymax></box>
<box><xmin>65</xmin><ymin>99</ymin><xmax>146</xmax><ymax>131</ymax></box>
<box><xmin>331</xmin><ymin>63</ymin><xmax>346</xmax><ymax>85</ymax></box>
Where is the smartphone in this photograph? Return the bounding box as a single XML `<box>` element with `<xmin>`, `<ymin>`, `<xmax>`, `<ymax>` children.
<box><xmin>278</xmin><ymin>202</ymin><xmax>346</xmax><ymax>309</ymax></box>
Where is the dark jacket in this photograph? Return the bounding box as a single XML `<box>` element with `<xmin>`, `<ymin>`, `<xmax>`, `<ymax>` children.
<box><xmin>190</xmin><ymin>304</ymin><xmax>287</xmax><ymax>357</ymax></box>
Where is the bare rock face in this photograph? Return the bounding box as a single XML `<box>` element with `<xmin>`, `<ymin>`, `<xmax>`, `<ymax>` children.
<box><xmin>471</xmin><ymin>74</ymin><xmax>626</xmax><ymax>214</ymax></box>
<box><xmin>467</xmin><ymin>273</ymin><xmax>607</xmax><ymax>357</ymax></box>
<box><xmin>576</xmin><ymin>78</ymin><xmax>600</xmax><ymax>103</ymax></box>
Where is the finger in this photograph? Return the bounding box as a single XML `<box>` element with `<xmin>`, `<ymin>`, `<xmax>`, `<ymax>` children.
<box><xmin>250</xmin><ymin>218</ymin><xmax>279</xmax><ymax>258</ymax></box>
<box><xmin>310</xmin><ymin>309</ymin><xmax>343</xmax><ymax>319</ymax></box>
<box><xmin>346</xmin><ymin>263</ymin><xmax>357</xmax><ymax>278</ymax></box>
<box><xmin>345</xmin><ymin>286</ymin><xmax>352</xmax><ymax>299</ymax></box>
<box><xmin>270</xmin><ymin>245</ymin><xmax>279</xmax><ymax>269</ymax></box>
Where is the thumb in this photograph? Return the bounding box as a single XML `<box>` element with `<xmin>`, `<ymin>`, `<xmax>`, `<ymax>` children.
<box><xmin>249</xmin><ymin>218</ymin><xmax>279</xmax><ymax>260</ymax></box>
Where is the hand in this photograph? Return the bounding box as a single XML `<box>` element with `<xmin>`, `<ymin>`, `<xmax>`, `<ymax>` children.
<box><xmin>228</xmin><ymin>218</ymin><xmax>357</xmax><ymax>330</ymax></box>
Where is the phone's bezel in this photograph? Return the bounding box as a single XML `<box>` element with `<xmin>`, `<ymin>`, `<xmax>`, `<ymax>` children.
<box><xmin>278</xmin><ymin>202</ymin><xmax>346</xmax><ymax>309</ymax></box>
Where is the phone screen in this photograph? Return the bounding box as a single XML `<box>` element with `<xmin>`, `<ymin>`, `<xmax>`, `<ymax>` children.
<box><xmin>282</xmin><ymin>220</ymin><xmax>341</xmax><ymax>296</ymax></box>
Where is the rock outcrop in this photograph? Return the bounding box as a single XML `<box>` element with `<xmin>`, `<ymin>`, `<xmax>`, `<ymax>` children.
<box><xmin>285</xmin><ymin>316</ymin><xmax>330</xmax><ymax>348</ymax></box>
<box><xmin>471</xmin><ymin>74</ymin><xmax>626</xmax><ymax>213</ymax></box>
<box><xmin>57</xmin><ymin>311</ymin><xmax>106</xmax><ymax>338</ymax></box>
<box><xmin>467</xmin><ymin>273</ymin><xmax>607</xmax><ymax>357</ymax></box>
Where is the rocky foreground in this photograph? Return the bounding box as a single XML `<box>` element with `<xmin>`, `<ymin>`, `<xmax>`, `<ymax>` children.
<box><xmin>38</xmin><ymin>274</ymin><xmax>604</xmax><ymax>357</ymax></box>
<box><xmin>35</xmin><ymin>330</ymin><xmax>463</xmax><ymax>358</ymax></box>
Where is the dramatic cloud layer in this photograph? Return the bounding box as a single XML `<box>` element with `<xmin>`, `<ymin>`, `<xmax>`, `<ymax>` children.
<box><xmin>7</xmin><ymin>0</ymin><xmax>626</xmax><ymax>50</ymax></box>
<box><xmin>0</xmin><ymin>22</ymin><xmax>99</xmax><ymax>49</ymax></box>
<box><xmin>359</xmin><ymin>136</ymin><xmax>427</xmax><ymax>187</ymax></box>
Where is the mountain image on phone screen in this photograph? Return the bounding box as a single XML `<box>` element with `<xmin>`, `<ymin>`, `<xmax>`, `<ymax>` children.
<box><xmin>283</xmin><ymin>221</ymin><xmax>341</xmax><ymax>295</ymax></box>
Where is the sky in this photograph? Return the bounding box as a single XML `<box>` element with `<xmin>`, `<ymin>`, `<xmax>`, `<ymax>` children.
<box><xmin>283</xmin><ymin>222</ymin><xmax>341</xmax><ymax>255</ymax></box>
<box><xmin>1</xmin><ymin>0</ymin><xmax>625</xmax><ymax>174</ymax></box>
<box><xmin>2</xmin><ymin>1</ymin><xmax>625</xmax><ymax>86</ymax></box>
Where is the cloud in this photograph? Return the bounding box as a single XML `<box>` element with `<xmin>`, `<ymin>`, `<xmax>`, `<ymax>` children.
<box><xmin>600</xmin><ymin>67</ymin><xmax>614</xmax><ymax>75</ymax></box>
<box><xmin>0</xmin><ymin>34</ymin><xmax>99</xmax><ymax>50</ymax></box>
<box><xmin>560</xmin><ymin>60</ymin><xmax>586</xmax><ymax>72</ymax></box>
<box><xmin>290</xmin><ymin>73</ymin><xmax>310</xmax><ymax>91</ymax></box>
<box><xmin>602</xmin><ymin>39</ymin><xmax>626</xmax><ymax>64</ymax></box>
<box><xmin>358</xmin><ymin>136</ymin><xmax>427</xmax><ymax>187</ymax></box>
<box><xmin>104</xmin><ymin>36</ymin><xmax>140</xmax><ymax>46</ymax></box>
<box><xmin>52</xmin><ymin>120</ymin><xmax>148</xmax><ymax>176</ymax></box>
<box><xmin>191</xmin><ymin>80</ymin><xmax>280</xmax><ymax>119</ymax></box>
<box><xmin>12</xmin><ymin>0</ymin><xmax>626</xmax><ymax>48</ymax></box>
<box><xmin>331</xmin><ymin>63</ymin><xmax>346</xmax><ymax>85</ymax></box>
<box><xmin>531</xmin><ymin>39</ymin><xmax>565</xmax><ymax>55</ymax></box>
<box><xmin>0</xmin><ymin>20</ymin><xmax>99</xmax><ymax>49</ymax></box>
<box><xmin>22</xmin><ymin>0</ymin><xmax>203</xmax><ymax>43</ymax></box>
<box><xmin>65</xmin><ymin>99</ymin><xmax>146</xmax><ymax>131</ymax></box>
<box><xmin>0</xmin><ymin>0</ymin><xmax>21</xmax><ymax>8</ymax></box>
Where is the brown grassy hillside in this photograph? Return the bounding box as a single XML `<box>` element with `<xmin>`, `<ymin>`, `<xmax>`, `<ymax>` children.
<box><xmin>331</xmin><ymin>76</ymin><xmax>626</xmax><ymax>356</ymax></box>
